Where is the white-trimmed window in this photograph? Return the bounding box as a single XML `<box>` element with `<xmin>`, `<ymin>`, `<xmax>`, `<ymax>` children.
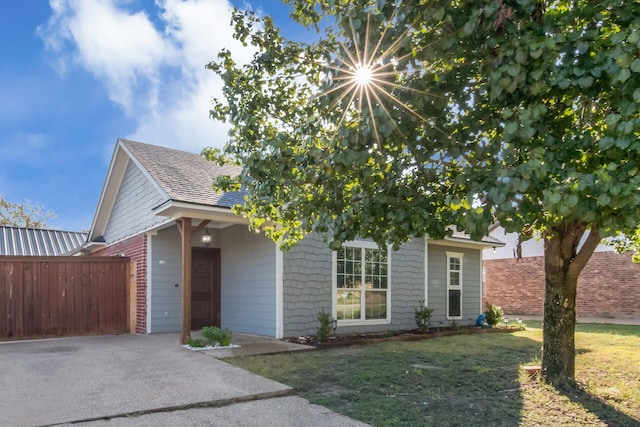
<box><xmin>447</xmin><ymin>251</ymin><xmax>463</xmax><ymax>319</ymax></box>
<box><xmin>334</xmin><ymin>242</ymin><xmax>390</xmax><ymax>324</ymax></box>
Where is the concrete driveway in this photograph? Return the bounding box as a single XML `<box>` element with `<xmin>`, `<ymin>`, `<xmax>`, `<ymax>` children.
<box><xmin>0</xmin><ymin>334</ymin><xmax>368</xmax><ymax>427</ymax></box>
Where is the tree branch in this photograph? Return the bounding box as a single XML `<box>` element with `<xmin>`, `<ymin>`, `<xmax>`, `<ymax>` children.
<box><xmin>569</xmin><ymin>225</ymin><xmax>600</xmax><ymax>277</ymax></box>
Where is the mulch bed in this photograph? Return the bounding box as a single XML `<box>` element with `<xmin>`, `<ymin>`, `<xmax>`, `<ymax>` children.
<box><xmin>284</xmin><ymin>326</ymin><xmax>520</xmax><ymax>349</ymax></box>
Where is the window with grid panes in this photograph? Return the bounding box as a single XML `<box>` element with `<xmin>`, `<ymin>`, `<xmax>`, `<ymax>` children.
<box><xmin>447</xmin><ymin>252</ymin><xmax>463</xmax><ymax>319</ymax></box>
<box><xmin>336</xmin><ymin>243</ymin><xmax>389</xmax><ymax>322</ymax></box>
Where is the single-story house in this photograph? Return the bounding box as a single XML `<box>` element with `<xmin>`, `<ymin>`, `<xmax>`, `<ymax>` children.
<box><xmin>483</xmin><ymin>225</ymin><xmax>640</xmax><ymax>319</ymax></box>
<box><xmin>77</xmin><ymin>138</ymin><xmax>504</xmax><ymax>338</ymax></box>
<box><xmin>0</xmin><ymin>225</ymin><xmax>86</xmax><ymax>256</ymax></box>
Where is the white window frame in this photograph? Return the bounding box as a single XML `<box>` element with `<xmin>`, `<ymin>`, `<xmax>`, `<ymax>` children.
<box><xmin>332</xmin><ymin>241</ymin><xmax>391</xmax><ymax>326</ymax></box>
<box><xmin>446</xmin><ymin>251</ymin><xmax>464</xmax><ymax>320</ymax></box>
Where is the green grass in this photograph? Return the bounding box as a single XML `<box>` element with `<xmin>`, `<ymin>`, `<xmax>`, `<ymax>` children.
<box><xmin>227</xmin><ymin>324</ymin><xmax>640</xmax><ymax>426</ymax></box>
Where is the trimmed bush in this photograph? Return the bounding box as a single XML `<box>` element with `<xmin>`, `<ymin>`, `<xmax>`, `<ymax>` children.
<box><xmin>414</xmin><ymin>299</ymin><xmax>433</xmax><ymax>333</ymax></box>
<box><xmin>317</xmin><ymin>310</ymin><xmax>332</xmax><ymax>340</ymax></box>
<box><xmin>484</xmin><ymin>303</ymin><xmax>504</xmax><ymax>327</ymax></box>
<box><xmin>200</xmin><ymin>326</ymin><xmax>232</xmax><ymax>346</ymax></box>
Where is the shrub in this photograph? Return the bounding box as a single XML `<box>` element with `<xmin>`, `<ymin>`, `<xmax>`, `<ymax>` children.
<box><xmin>414</xmin><ymin>299</ymin><xmax>434</xmax><ymax>333</ymax></box>
<box><xmin>484</xmin><ymin>303</ymin><xmax>504</xmax><ymax>327</ymax></box>
<box><xmin>317</xmin><ymin>310</ymin><xmax>332</xmax><ymax>341</ymax></box>
<box><xmin>185</xmin><ymin>336</ymin><xmax>206</xmax><ymax>347</ymax></box>
<box><xmin>200</xmin><ymin>326</ymin><xmax>232</xmax><ymax>347</ymax></box>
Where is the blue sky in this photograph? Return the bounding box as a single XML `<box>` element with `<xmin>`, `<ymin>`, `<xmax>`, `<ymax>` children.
<box><xmin>1</xmin><ymin>0</ymin><xmax>310</xmax><ymax>232</ymax></box>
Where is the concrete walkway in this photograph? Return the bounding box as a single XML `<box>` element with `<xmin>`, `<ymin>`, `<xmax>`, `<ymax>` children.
<box><xmin>0</xmin><ymin>333</ymin><xmax>367</xmax><ymax>427</ymax></box>
<box><xmin>505</xmin><ymin>314</ymin><xmax>640</xmax><ymax>325</ymax></box>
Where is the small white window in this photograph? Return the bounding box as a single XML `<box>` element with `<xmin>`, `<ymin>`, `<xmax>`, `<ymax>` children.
<box><xmin>334</xmin><ymin>241</ymin><xmax>390</xmax><ymax>325</ymax></box>
<box><xmin>446</xmin><ymin>251</ymin><xmax>463</xmax><ymax>319</ymax></box>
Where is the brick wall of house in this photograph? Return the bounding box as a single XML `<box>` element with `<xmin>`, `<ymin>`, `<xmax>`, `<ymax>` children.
<box><xmin>484</xmin><ymin>251</ymin><xmax>640</xmax><ymax>318</ymax></box>
<box><xmin>92</xmin><ymin>234</ymin><xmax>147</xmax><ymax>333</ymax></box>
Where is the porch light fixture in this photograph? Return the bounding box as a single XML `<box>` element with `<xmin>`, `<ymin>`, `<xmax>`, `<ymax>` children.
<box><xmin>492</xmin><ymin>246</ymin><xmax>497</xmax><ymax>254</ymax></box>
<box><xmin>202</xmin><ymin>228</ymin><xmax>212</xmax><ymax>246</ymax></box>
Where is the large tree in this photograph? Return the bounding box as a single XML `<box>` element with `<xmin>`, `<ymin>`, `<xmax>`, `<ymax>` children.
<box><xmin>207</xmin><ymin>0</ymin><xmax>640</xmax><ymax>386</ymax></box>
<box><xmin>0</xmin><ymin>194</ymin><xmax>56</xmax><ymax>228</ymax></box>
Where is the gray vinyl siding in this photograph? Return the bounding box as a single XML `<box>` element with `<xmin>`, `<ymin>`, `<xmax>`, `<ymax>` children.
<box><xmin>104</xmin><ymin>160</ymin><xmax>167</xmax><ymax>243</ymax></box>
<box><xmin>147</xmin><ymin>224</ymin><xmax>277</xmax><ymax>335</ymax></box>
<box><xmin>389</xmin><ymin>238</ymin><xmax>426</xmax><ymax>330</ymax></box>
<box><xmin>282</xmin><ymin>236</ymin><xmax>425</xmax><ymax>337</ymax></box>
<box><xmin>149</xmin><ymin>227</ymin><xmax>182</xmax><ymax>333</ymax></box>
<box><xmin>219</xmin><ymin>225</ymin><xmax>277</xmax><ymax>336</ymax></box>
<box><xmin>427</xmin><ymin>244</ymin><xmax>482</xmax><ymax>326</ymax></box>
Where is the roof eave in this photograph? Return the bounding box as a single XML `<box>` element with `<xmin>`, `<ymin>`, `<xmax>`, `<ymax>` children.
<box><xmin>428</xmin><ymin>236</ymin><xmax>506</xmax><ymax>250</ymax></box>
<box><xmin>152</xmin><ymin>200</ymin><xmax>250</xmax><ymax>225</ymax></box>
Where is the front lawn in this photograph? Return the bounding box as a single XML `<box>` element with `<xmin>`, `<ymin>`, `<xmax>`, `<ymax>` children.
<box><xmin>227</xmin><ymin>324</ymin><xmax>640</xmax><ymax>426</ymax></box>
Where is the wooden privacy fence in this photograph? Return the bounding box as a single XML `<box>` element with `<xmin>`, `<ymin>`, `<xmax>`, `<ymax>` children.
<box><xmin>0</xmin><ymin>257</ymin><xmax>135</xmax><ymax>340</ymax></box>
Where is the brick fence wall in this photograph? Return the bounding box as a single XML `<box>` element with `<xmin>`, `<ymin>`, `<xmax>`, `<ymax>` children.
<box><xmin>92</xmin><ymin>234</ymin><xmax>147</xmax><ymax>333</ymax></box>
<box><xmin>484</xmin><ymin>251</ymin><xmax>640</xmax><ymax>318</ymax></box>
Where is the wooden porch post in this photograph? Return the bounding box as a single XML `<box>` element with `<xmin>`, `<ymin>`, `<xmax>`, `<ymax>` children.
<box><xmin>128</xmin><ymin>261</ymin><xmax>137</xmax><ymax>335</ymax></box>
<box><xmin>178</xmin><ymin>218</ymin><xmax>192</xmax><ymax>344</ymax></box>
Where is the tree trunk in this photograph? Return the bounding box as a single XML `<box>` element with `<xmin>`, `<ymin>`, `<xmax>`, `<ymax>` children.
<box><xmin>542</xmin><ymin>242</ymin><xmax>578</xmax><ymax>385</ymax></box>
<box><xmin>541</xmin><ymin>221</ymin><xmax>601</xmax><ymax>387</ymax></box>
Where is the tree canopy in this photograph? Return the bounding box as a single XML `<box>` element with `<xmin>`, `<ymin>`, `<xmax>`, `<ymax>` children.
<box><xmin>208</xmin><ymin>0</ymin><xmax>639</xmax><ymax>249</ymax></box>
<box><xmin>0</xmin><ymin>195</ymin><xmax>56</xmax><ymax>228</ymax></box>
<box><xmin>207</xmin><ymin>0</ymin><xmax>640</xmax><ymax>384</ymax></box>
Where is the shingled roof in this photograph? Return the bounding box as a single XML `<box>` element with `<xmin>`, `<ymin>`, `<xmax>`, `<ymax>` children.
<box><xmin>120</xmin><ymin>139</ymin><xmax>245</xmax><ymax>208</ymax></box>
<box><xmin>0</xmin><ymin>226</ymin><xmax>87</xmax><ymax>256</ymax></box>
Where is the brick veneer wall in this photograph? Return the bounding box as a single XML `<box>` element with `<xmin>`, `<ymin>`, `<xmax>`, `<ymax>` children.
<box><xmin>484</xmin><ymin>251</ymin><xmax>640</xmax><ymax>318</ymax></box>
<box><xmin>91</xmin><ymin>234</ymin><xmax>147</xmax><ymax>333</ymax></box>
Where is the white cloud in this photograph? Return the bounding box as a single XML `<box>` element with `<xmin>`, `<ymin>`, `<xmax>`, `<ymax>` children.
<box><xmin>38</xmin><ymin>0</ymin><xmax>256</xmax><ymax>151</ymax></box>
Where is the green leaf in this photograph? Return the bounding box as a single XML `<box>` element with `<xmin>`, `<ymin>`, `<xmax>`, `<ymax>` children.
<box><xmin>606</xmin><ymin>114</ymin><xmax>620</xmax><ymax>127</ymax></box>
<box><xmin>557</xmin><ymin>78</ymin><xmax>570</xmax><ymax>89</ymax></box>
<box><xmin>598</xmin><ymin>193</ymin><xmax>611</xmax><ymax>206</ymax></box>
<box><xmin>576</xmin><ymin>41</ymin><xmax>589</xmax><ymax>54</ymax></box>
<box><xmin>565</xmin><ymin>194</ymin><xmax>579</xmax><ymax>208</ymax></box>
<box><xmin>504</xmin><ymin>121</ymin><xmax>518</xmax><ymax>135</ymax></box>
<box><xmin>611</xmin><ymin>32</ymin><xmax>626</xmax><ymax>44</ymax></box>
<box><xmin>618</xmin><ymin>69</ymin><xmax>631</xmax><ymax>83</ymax></box>
<box><xmin>578</xmin><ymin>76</ymin><xmax>593</xmax><ymax>88</ymax></box>
<box><xmin>432</xmin><ymin>7</ymin><xmax>445</xmax><ymax>21</ymax></box>
<box><xmin>507</xmin><ymin>64</ymin><xmax>521</xmax><ymax>77</ymax></box>
<box><xmin>546</xmin><ymin>191</ymin><xmax>562</xmax><ymax>206</ymax></box>
<box><xmin>463</xmin><ymin>20</ymin><xmax>475</xmax><ymax>36</ymax></box>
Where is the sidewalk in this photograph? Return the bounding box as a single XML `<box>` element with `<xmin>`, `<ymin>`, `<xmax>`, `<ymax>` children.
<box><xmin>505</xmin><ymin>314</ymin><xmax>640</xmax><ymax>326</ymax></box>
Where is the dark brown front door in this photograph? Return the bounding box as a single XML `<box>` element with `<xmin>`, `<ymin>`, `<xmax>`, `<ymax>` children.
<box><xmin>191</xmin><ymin>248</ymin><xmax>221</xmax><ymax>329</ymax></box>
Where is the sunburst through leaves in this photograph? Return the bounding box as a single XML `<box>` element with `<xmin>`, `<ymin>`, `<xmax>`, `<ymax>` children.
<box><xmin>320</xmin><ymin>9</ymin><xmax>436</xmax><ymax>146</ymax></box>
